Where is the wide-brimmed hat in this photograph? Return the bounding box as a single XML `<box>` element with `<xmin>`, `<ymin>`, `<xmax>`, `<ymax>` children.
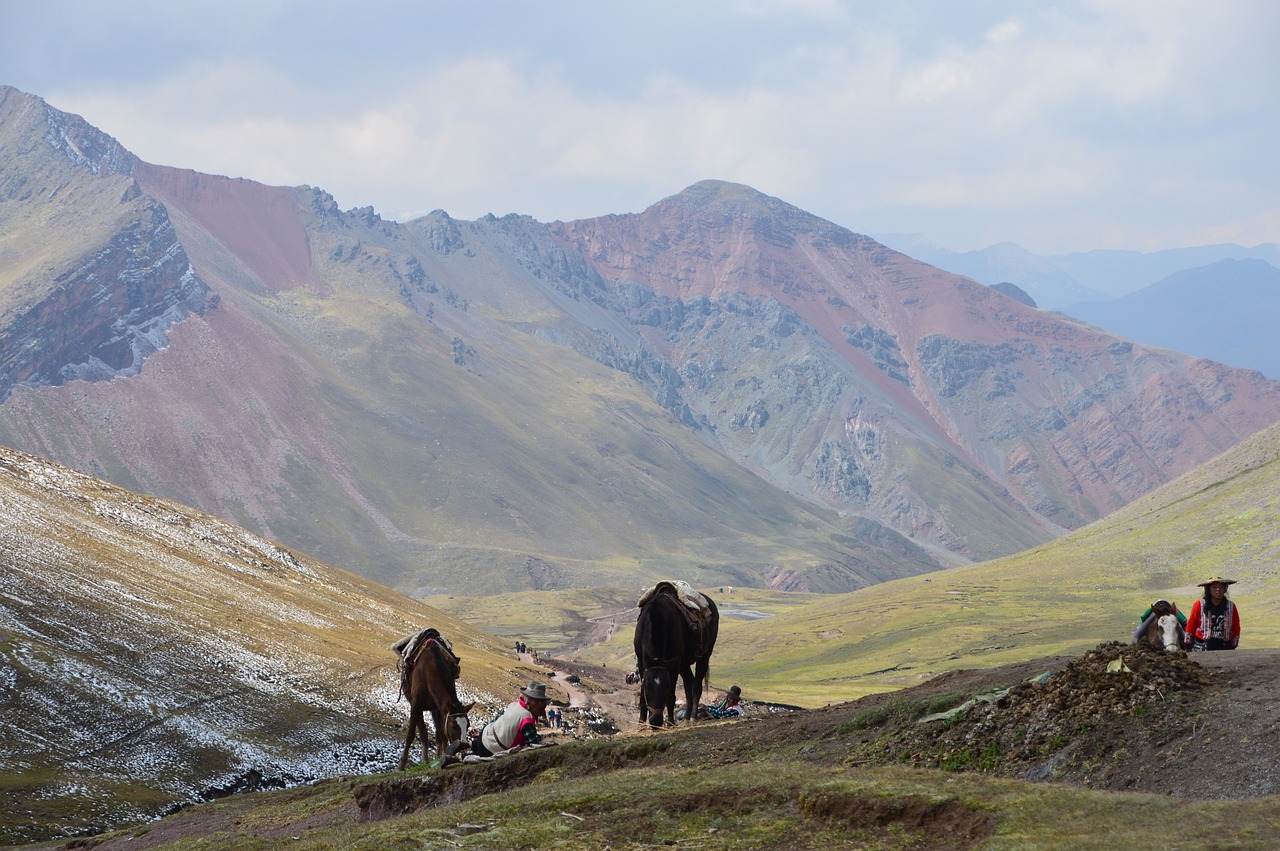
<box><xmin>521</xmin><ymin>681</ymin><xmax>549</xmax><ymax>701</ymax></box>
<box><xmin>1197</xmin><ymin>576</ymin><xmax>1237</xmax><ymax>587</ymax></box>
<box><xmin>726</xmin><ymin>685</ymin><xmax>742</xmax><ymax>700</ymax></box>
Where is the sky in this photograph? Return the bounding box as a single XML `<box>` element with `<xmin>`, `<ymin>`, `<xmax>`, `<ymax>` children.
<box><xmin>3</xmin><ymin>0</ymin><xmax>1278</xmax><ymax>255</ymax></box>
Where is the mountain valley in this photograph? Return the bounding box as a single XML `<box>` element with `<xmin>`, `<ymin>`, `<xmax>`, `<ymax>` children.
<box><xmin>4</xmin><ymin>81</ymin><xmax>1280</xmax><ymax>848</ymax></box>
<box><xmin>3</xmin><ymin>85</ymin><xmax>1279</xmax><ymax>601</ymax></box>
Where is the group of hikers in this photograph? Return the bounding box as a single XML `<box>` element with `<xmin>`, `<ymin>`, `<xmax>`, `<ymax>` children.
<box><xmin>1132</xmin><ymin>575</ymin><xmax>1242</xmax><ymax>651</ymax></box>
<box><xmin>513</xmin><ymin>640</ymin><xmax>538</xmax><ymax>662</ymax></box>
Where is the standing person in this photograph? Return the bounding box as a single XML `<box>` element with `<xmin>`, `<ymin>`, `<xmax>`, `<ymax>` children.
<box><xmin>467</xmin><ymin>682</ymin><xmax>551</xmax><ymax>757</ymax></box>
<box><xmin>1184</xmin><ymin>577</ymin><xmax>1242</xmax><ymax>651</ymax></box>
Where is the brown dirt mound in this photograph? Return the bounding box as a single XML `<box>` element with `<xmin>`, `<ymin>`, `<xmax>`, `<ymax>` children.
<box><xmin>841</xmin><ymin>642</ymin><xmax>1233</xmax><ymax>792</ymax></box>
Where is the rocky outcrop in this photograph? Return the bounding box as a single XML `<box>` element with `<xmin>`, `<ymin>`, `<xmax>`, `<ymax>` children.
<box><xmin>0</xmin><ymin>200</ymin><xmax>211</xmax><ymax>399</ymax></box>
<box><xmin>0</xmin><ymin>87</ymin><xmax>212</xmax><ymax>400</ymax></box>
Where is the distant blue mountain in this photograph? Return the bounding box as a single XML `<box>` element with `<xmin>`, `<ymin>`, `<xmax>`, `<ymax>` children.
<box><xmin>1061</xmin><ymin>258</ymin><xmax>1280</xmax><ymax>380</ymax></box>
<box><xmin>875</xmin><ymin>234</ymin><xmax>1280</xmax><ymax>310</ymax></box>
<box><xmin>1053</xmin><ymin>245</ymin><xmax>1280</xmax><ymax>299</ymax></box>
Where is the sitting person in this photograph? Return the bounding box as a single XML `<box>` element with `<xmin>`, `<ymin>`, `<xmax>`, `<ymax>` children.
<box><xmin>1131</xmin><ymin>599</ymin><xmax>1187</xmax><ymax>644</ymax></box>
<box><xmin>1184</xmin><ymin>577</ymin><xmax>1242</xmax><ymax>651</ymax></box>
<box><xmin>704</xmin><ymin>685</ymin><xmax>744</xmax><ymax>719</ymax></box>
<box><xmin>678</xmin><ymin>685</ymin><xmax>746</xmax><ymax>720</ymax></box>
<box><xmin>464</xmin><ymin>682</ymin><xmax>551</xmax><ymax>757</ymax></box>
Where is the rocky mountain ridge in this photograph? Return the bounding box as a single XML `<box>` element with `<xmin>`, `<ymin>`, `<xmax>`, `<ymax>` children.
<box><xmin>549</xmin><ymin>180</ymin><xmax>1280</xmax><ymax>537</ymax></box>
<box><xmin>0</xmin><ymin>86</ymin><xmax>212</xmax><ymax>401</ymax></box>
<box><xmin>2</xmin><ymin>85</ymin><xmax>1280</xmax><ymax>596</ymax></box>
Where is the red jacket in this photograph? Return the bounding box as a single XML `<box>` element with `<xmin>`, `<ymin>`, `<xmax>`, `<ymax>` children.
<box><xmin>1185</xmin><ymin>598</ymin><xmax>1241</xmax><ymax>646</ymax></box>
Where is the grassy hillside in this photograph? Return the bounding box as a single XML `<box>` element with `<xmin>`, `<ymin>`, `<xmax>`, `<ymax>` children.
<box><xmin>5</xmin><ymin>388</ymin><xmax>1278</xmax><ymax>848</ymax></box>
<box><xmin>37</xmin><ymin>678</ymin><xmax>1280</xmax><ymax>851</ymax></box>
<box><xmin>0</xmin><ymin>444</ymin><xmax>554</xmax><ymax>845</ymax></box>
<box><xmin>475</xmin><ymin>421</ymin><xmax>1280</xmax><ymax>707</ymax></box>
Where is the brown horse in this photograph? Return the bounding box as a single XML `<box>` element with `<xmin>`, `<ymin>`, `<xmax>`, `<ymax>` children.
<box><xmin>634</xmin><ymin>583</ymin><xmax>719</xmax><ymax>728</ymax></box>
<box><xmin>1140</xmin><ymin>600</ymin><xmax>1185</xmax><ymax>652</ymax></box>
<box><xmin>392</xmin><ymin>629</ymin><xmax>474</xmax><ymax>770</ymax></box>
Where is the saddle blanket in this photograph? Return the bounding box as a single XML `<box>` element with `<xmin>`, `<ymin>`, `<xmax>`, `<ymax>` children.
<box><xmin>637</xmin><ymin>580</ymin><xmax>711</xmax><ymax>616</ymax></box>
<box><xmin>391</xmin><ymin>627</ymin><xmax>454</xmax><ymax>667</ymax></box>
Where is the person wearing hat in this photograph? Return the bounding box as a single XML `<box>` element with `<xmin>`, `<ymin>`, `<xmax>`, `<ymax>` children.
<box><xmin>704</xmin><ymin>685</ymin><xmax>744</xmax><ymax>719</ymax></box>
<box><xmin>1184</xmin><ymin>577</ymin><xmax>1242</xmax><ymax>651</ymax></box>
<box><xmin>467</xmin><ymin>682</ymin><xmax>551</xmax><ymax>757</ymax></box>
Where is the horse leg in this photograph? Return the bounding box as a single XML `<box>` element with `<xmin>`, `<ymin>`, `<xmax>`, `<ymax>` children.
<box><xmin>680</xmin><ymin>663</ymin><xmax>698</xmax><ymax>725</ymax></box>
<box><xmin>667</xmin><ymin>665</ymin><xmax>680</xmax><ymax>726</ymax></box>
<box><xmin>418</xmin><ymin>712</ymin><xmax>432</xmax><ymax>766</ymax></box>
<box><xmin>695</xmin><ymin>657</ymin><xmax>709</xmax><ymax>712</ymax></box>
<box><xmin>429</xmin><ymin>707</ymin><xmax>447</xmax><ymax>763</ymax></box>
<box><xmin>637</xmin><ymin>662</ymin><xmax>648</xmax><ymax>724</ymax></box>
<box><xmin>397</xmin><ymin>709</ymin><xmax>419</xmax><ymax>771</ymax></box>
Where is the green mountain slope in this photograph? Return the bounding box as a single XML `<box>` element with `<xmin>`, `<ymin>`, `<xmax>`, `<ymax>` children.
<box><xmin>703</xmin><ymin>420</ymin><xmax>1280</xmax><ymax>705</ymax></box>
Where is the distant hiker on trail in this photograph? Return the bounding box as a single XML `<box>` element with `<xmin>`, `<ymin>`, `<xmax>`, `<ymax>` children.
<box><xmin>464</xmin><ymin>682</ymin><xmax>553</xmax><ymax>759</ymax></box>
<box><xmin>1185</xmin><ymin>577</ymin><xmax>1242</xmax><ymax>651</ymax></box>
<box><xmin>1131</xmin><ymin>599</ymin><xmax>1187</xmax><ymax>644</ymax></box>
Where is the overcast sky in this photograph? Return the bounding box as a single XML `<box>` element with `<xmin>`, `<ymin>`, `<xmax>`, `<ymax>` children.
<box><xmin>4</xmin><ymin>0</ymin><xmax>1277</xmax><ymax>254</ymax></box>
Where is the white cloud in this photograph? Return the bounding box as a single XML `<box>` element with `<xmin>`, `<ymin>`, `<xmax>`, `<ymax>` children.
<box><xmin>985</xmin><ymin>20</ymin><xmax>1022</xmax><ymax>43</ymax></box>
<box><xmin>11</xmin><ymin>0</ymin><xmax>1277</xmax><ymax>253</ymax></box>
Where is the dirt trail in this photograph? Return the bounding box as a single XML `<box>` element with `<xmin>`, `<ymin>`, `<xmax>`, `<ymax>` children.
<box><xmin>516</xmin><ymin>650</ymin><xmax>595</xmax><ymax>709</ymax></box>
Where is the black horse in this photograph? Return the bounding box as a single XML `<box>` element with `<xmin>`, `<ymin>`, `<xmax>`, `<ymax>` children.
<box><xmin>634</xmin><ymin>584</ymin><xmax>719</xmax><ymax>727</ymax></box>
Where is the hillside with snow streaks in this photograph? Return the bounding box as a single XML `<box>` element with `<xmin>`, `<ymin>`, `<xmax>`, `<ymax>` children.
<box><xmin>0</xmin><ymin>444</ymin><xmax>525</xmax><ymax>845</ymax></box>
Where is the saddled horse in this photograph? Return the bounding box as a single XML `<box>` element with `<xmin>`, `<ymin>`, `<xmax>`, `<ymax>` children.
<box><xmin>391</xmin><ymin>628</ymin><xmax>474</xmax><ymax>770</ymax></box>
<box><xmin>634</xmin><ymin>582</ymin><xmax>719</xmax><ymax>728</ymax></box>
<box><xmin>1139</xmin><ymin>600</ymin><xmax>1185</xmax><ymax>652</ymax></box>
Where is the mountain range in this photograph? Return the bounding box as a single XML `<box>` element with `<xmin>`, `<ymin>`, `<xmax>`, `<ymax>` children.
<box><xmin>1061</xmin><ymin>258</ymin><xmax>1280</xmax><ymax>380</ymax></box>
<box><xmin>877</xmin><ymin>233</ymin><xmax>1280</xmax><ymax>309</ymax></box>
<box><xmin>876</xmin><ymin>234</ymin><xmax>1280</xmax><ymax>380</ymax></box>
<box><xmin>3</xmin><ymin>84</ymin><xmax>1280</xmax><ymax>599</ymax></box>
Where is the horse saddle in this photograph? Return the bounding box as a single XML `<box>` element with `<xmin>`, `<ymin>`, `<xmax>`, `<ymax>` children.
<box><xmin>393</xmin><ymin>627</ymin><xmax>460</xmax><ymax>673</ymax></box>
<box><xmin>638</xmin><ymin>580</ymin><xmax>710</xmax><ymax>616</ymax></box>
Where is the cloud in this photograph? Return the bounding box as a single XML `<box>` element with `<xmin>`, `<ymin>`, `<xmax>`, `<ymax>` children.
<box><xmin>12</xmin><ymin>1</ymin><xmax>1278</xmax><ymax>253</ymax></box>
